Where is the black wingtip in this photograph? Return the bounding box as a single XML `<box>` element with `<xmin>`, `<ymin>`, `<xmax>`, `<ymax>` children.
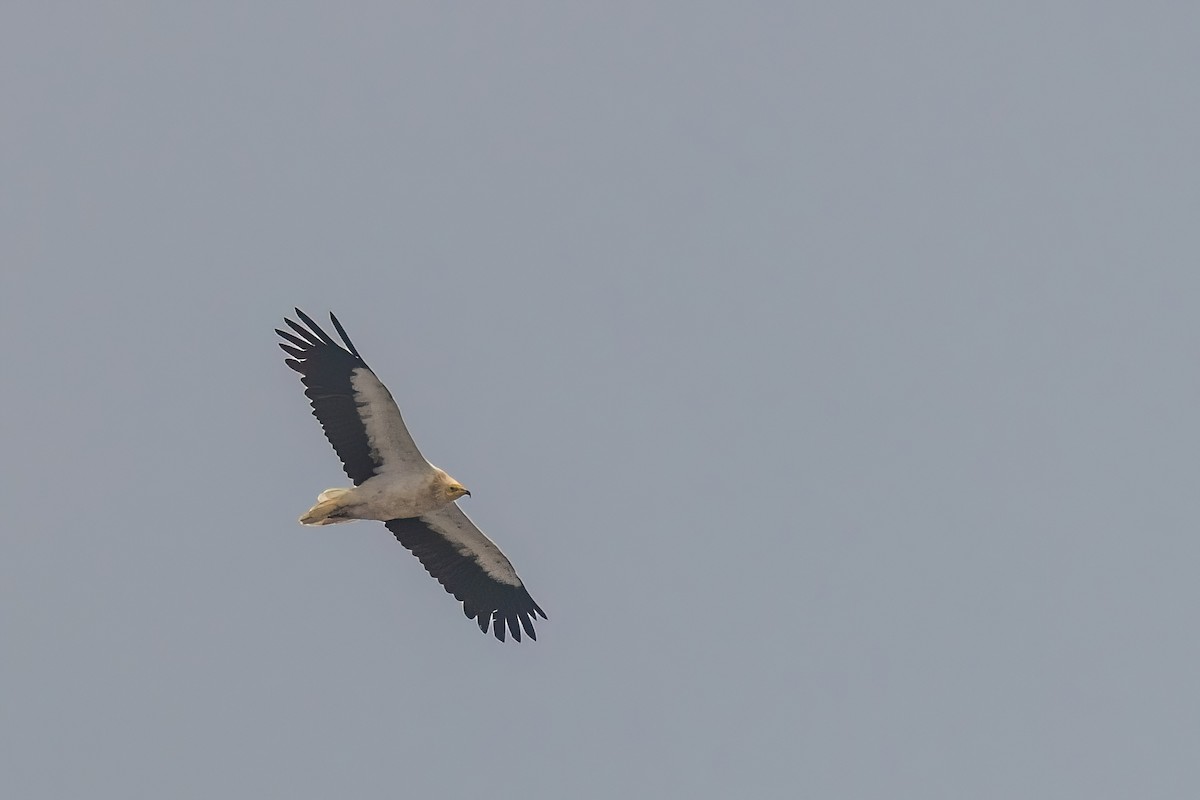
<box><xmin>276</xmin><ymin>328</ymin><xmax>309</xmax><ymax>349</ymax></box>
<box><xmin>328</xmin><ymin>312</ymin><xmax>363</xmax><ymax>360</ymax></box>
<box><xmin>293</xmin><ymin>308</ymin><xmax>336</xmax><ymax>346</ymax></box>
<box><xmin>283</xmin><ymin>317</ymin><xmax>318</xmax><ymax>345</ymax></box>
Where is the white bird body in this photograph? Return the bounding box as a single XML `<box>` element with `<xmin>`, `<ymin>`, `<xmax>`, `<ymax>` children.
<box><xmin>299</xmin><ymin>465</ymin><xmax>461</xmax><ymax>525</ymax></box>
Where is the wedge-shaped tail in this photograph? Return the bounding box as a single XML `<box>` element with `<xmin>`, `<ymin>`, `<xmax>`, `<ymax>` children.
<box><xmin>299</xmin><ymin>487</ymin><xmax>354</xmax><ymax>526</ymax></box>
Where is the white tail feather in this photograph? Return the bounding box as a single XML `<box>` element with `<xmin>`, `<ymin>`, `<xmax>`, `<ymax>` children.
<box><xmin>299</xmin><ymin>487</ymin><xmax>354</xmax><ymax>526</ymax></box>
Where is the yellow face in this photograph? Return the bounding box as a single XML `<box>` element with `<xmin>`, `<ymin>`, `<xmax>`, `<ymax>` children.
<box><xmin>446</xmin><ymin>483</ymin><xmax>471</xmax><ymax>500</ymax></box>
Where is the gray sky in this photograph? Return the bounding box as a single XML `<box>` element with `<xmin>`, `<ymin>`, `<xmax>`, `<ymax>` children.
<box><xmin>3</xmin><ymin>4</ymin><xmax>1198</xmax><ymax>798</ymax></box>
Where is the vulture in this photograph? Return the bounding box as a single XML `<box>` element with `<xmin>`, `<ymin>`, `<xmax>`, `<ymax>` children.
<box><xmin>277</xmin><ymin>309</ymin><xmax>546</xmax><ymax>642</ymax></box>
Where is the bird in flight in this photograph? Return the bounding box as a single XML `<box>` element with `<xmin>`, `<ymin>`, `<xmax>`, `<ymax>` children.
<box><xmin>276</xmin><ymin>309</ymin><xmax>547</xmax><ymax>642</ymax></box>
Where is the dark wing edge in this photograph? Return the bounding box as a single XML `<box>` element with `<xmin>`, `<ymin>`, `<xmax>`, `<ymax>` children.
<box><xmin>384</xmin><ymin>516</ymin><xmax>548</xmax><ymax>643</ymax></box>
<box><xmin>277</xmin><ymin>309</ymin><xmax>379</xmax><ymax>485</ymax></box>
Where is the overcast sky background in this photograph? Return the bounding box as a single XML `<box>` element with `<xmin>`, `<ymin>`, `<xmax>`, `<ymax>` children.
<box><xmin>3</xmin><ymin>4</ymin><xmax>1198</xmax><ymax>798</ymax></box>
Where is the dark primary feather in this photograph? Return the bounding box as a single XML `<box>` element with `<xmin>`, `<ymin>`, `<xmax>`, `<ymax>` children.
<box><xmin>385</xmin><ymin>517</ymin><xmax>548</xmax><ymax>642</ymax></box>
<box><xmin>278</xmin><ymin>310</ymin><xmax>380</xmax><ymax>485</ymax></box>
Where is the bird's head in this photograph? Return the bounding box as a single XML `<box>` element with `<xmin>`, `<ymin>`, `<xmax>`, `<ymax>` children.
<box><xmin>433</xmin><ymin>468</ymin><xmax>471</xmax><ymax>502</ymax></box>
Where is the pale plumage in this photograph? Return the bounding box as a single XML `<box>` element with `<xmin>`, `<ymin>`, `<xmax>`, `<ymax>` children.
<box><xmin>277</xmin><ymin>309</ymin><xmax>547</xmax><ymax>642</ymax></box>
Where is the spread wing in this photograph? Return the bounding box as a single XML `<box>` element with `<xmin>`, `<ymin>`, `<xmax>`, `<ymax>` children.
<box><xmin>277</xmin><ymin>309</ymin><xmax>429</xmax><ymax>484</ymax></box>
<box><xmin>386</xmin><ymin>505</ymin><xmax>548</xmax><ymax>642</ymax></box>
